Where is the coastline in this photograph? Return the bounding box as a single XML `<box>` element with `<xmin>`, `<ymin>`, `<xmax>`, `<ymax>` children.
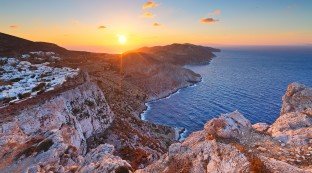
<box><xmin>139</xmin><ymin>71</ymin><xmax>203</xmax><ymax>141</ymax></box>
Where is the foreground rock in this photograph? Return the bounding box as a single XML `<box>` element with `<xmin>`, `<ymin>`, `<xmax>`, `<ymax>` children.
<box><xmin>137</xmin><ymin>83</ymin><xmax>312</xmax><ymax>173</ymax></box>
<box><xmin>268</xmin><ymin>83</ymin><xmax>312</xmax><ymax>146</ymax></box>
<box><xmin>0</xmin><ymin>82</ymin><xmax>130</xmax><ymax>172</ymax></box>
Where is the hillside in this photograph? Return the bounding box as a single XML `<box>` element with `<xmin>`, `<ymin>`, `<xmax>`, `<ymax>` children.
<box><xmin>0</xmin><ymin>32</ymin><xmax>68</xmax><ymax>56</ymax></box>
<box><xmin>135</xmin><ymin>43</ymin><xmax>220</xmax><ymax>65</ymax></box>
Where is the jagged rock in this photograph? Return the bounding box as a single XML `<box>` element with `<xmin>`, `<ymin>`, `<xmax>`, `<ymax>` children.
<box><xmin>260</xmin><ymin>156</ymin><xmax>308</xmax><ymax>173</ymax></box>
<box><xmin>79</xmin><ymin>144</ymin><xmax>133</xmax><ymax>173</ymax></box>
<box><xmin>0</xmin><ymin>82</ymin><xmax>116</xmax><ymax>172</ymax></box>
<box><xmin>280</xmin><ymin>82</ymin><xmax>312</xmax><ymax>114</ymax></box>
<box><xmin>204</xmin><ymin>111</ymin><xmax>252</xmax><ymax>139</ymax></box>
<box><xmin>268</xmin><ymin>83</ymin><xmax>312</xmax><ymax>146</ymax></box>
<box><xmin>136</xmin><ymin>112</ymin><xmax>256</xmax><ymax>173</ymax></box>
<box><xmin>136</xmin><ymin>131</ymin><xmax>251</xmax><ymax>173</ymax></box>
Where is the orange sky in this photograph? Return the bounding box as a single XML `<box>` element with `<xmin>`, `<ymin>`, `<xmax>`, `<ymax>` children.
<box><xmin>1</xmin><ymin>0</ymin><xmax>311</xmax><ymax>53</ymax></box>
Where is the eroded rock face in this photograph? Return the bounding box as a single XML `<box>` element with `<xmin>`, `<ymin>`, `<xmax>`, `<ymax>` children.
<box><xmin>269</xmin><ymin>83</ymin><xmax>312</xmax><ymax>146</ymax></box>
<box><xmin>79</xmin><ymin>144</ymin><xmax>133</xmax><ymax>173</ymax></box>
<box><xmin>280</xmin><ymin>83</ymin><xmax>312</xmax><ymax>115</ymax></box>
<box><xmin>138</xmin><ymin>112</ymin><xmax>311</xmax><ymax>173</ymax></box>
<box><xmin>204</xmin><ymin>111</ymin><xmax>252</xmax><ymax>139</ymax></box>
<box><xmin>137</xmin><ymin>112</ymin><xmax>254</xmax><ymax>173</ymax></box>
<box><xmin>0</xmin><ymin>82</ymin><xmax>124</xmax><ymax>172</ymax></box>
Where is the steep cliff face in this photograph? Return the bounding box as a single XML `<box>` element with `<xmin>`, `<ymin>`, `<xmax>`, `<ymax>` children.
<box><xmin>0</xmin><ymin>82</ymin><xmax>126</xmax><ymax>172</ymax></box>
<box><xmin>137</xmin><ymin>83</ymin><xmax>312</xmax><ymax>173</ymax></box>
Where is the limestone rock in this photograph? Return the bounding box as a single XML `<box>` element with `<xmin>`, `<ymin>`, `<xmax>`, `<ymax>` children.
<box><xmin>136</xmin><ymin>131</ymin><xmax>251</xmax><ymax>173</ymax></box>
<box><xmin>79</xmin><ymin>144</ymin><xmax>133</xmax><ymax>173</ymax></box>
<box><xmin>0</xmin><ymin>82</ymin><xmax>116</xmax><ymax>172</ymax></box>
<box><xmin>281</xmin><ymin>82</ymin><xmax>312</xmax><ymax>114</ymax></box>
<box><xmin>204</xmin><ymin>111</ymin><xmax>252</xmax><ymax>139</ymax></box>
<box><xmin>268</xmin><ymin>83</ymin><xmax>312</xmax><ymax>146</ymax></box>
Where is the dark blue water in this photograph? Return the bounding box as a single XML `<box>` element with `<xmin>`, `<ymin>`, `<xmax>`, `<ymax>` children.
<box><xmin>142</xmin><ymin>46</ymin><xmax>312</xmax><ymax>139</ymax></box>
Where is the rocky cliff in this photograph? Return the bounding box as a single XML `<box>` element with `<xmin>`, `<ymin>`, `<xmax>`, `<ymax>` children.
<box><xmin>137</xmin><ymin>83</ymin><xmax>312</xmax><ymax>173</ymax></box>
<box><xmin>0</xmin><ymin>82</ymin><xmax>125</xmax><ymax>172</ymax></box>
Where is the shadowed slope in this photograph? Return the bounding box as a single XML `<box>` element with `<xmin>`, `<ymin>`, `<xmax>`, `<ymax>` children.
<box><xmin>0</xmin><ymin>32</ymin><xmax>68</xmax><ymax>56</ymax></box>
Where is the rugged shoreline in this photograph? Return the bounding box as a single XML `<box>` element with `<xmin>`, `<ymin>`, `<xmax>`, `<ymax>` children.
<box><xmin>140</xmin><ymin>77</ymin><xmax>203</xmax><ymax>140</ymax></box>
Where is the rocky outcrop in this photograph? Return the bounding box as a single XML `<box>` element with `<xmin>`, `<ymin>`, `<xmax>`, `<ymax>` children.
<box><xmin>78</xmin><ymin>144</ymin><xmax>132</xmax><ymax>173</ymax></box>
<box><xmin>137</xmin><ymin>83</ymin><xmax>312</xmax><ymax>173</ymax></box>
<box><xmin>280</xmin><ymin>83</ymin><xmax>312</xmax><ymax>115</ymax></box>
<box><xmin>268</xmin><ymin>83</ymin><xmax>312</xmax><ymax>146</ymax></box>
<box><xmin>0</xmin><ymin>82</ymin><xmax>128</xmax><ymax>172</ymax></box>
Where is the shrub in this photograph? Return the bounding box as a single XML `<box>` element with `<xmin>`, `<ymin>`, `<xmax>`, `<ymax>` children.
<box><xmin>37</xmin><ymin>89</ymin><xmax>46</xmax><ymax>95</ymax></box>
<box><xmin>72</xmin><ymin>108</ymin><xmax>81</xmax><ymax>114</ymax></box>
<box><xmin>115</xmin><ymin>166</ymin><xmax>130</xmax><ymax>173</ymax></box>
<box><xmin>10</xmin><ymin>78</ymin><xmax>23</xmax><ymax>82</ymax></box>
<box><xmin>18</xmin><ymin>92</ymin><xmax>31</xmax><ymax>99</ymax></box>
<box><xmin>3</xmin><ymin>96</ymin><xmax>17</xmax><ymax>103</ymax></box>
<box><xmin>0</xmin><ymin>59</ymin><xmax>7</xmax><ymax>66</ymax></box>
<box><xmin>85</xmin><ymin>99</ymin><xmax>95</xmax><ymax>107</ymax></box>
<box><xmin>32</xmin><ymin>83</ymin><xmax>46</xmax><ymax>92</ymax></box>
<box><xmin>29</xmin><ymin>66</ymin><xmax>38</xmax><ymax>71</ymax></box>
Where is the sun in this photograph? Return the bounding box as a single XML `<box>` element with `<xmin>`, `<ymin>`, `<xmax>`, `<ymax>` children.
<box><xmin>118</xmin><ymin>35</ymin><xmax>127</xmax><ymax>45</ymax></box>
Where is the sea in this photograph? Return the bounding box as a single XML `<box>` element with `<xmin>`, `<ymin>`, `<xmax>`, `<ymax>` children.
<box><xmin>141</xmin><ymin>46</ymin><xmax>312</xmax><ymax>139</ymax></box>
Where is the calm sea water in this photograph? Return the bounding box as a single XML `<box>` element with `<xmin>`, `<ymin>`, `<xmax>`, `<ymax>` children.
<box><xmin>142</xmin><ymin>46</ymin><xmax>312</xmax><ymax>139</ymax></box>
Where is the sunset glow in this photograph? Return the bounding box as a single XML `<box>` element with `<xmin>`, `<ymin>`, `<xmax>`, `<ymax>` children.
<box><xmin>118</xmin><ymin>35</ymin><xmax>127</xmax><ymax>45</ymax></box>
<box><xmin>0</xmin><ymin>0</ymin><xmax>311</xmax><ymax>53</ymax></box>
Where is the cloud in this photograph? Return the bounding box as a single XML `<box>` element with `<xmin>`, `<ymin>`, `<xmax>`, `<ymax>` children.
<box><xmin>142</xmin><ymin>12</ymin><xmax>155</xmax><ymax>18</ymax></box>
<box><xmin>98</xmin><ymin>26</ymin><xmax>106</xmax><ymax>29</ymax></box>
<box><xmin>200</xmin><ymin>18</ymin><xmax>219</xmax><ymax>24</ymax></box>
<box><xmin>143</xmin><ymin>1</ymin><xmax>158</xmax><ymax>9</ymax></box>
<box><xmin>9</xmin><ymin>25</ymin><xmax>18</xmax><ymax>29</ymax></box>
<box><xmin>212</xmin><ymin>9</ymin><xmax>221</xmax><ymax>15</ymax></box>
<box><xmin>153</xmin><ymin>22</ymin><xmax>161</xmax><ymax>27</ymax></box>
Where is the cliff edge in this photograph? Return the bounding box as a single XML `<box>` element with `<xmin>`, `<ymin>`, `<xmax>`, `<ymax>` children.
<box><xmin>0</xmin><ymin>82</ymin><xmax>126</xmax><ymax>172</ymax></box>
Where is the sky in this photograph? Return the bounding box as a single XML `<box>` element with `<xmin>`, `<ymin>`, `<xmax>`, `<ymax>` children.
<box><xmin>0</xmin><ymin>0</ymin><xmax>312</xmax><ymax>53</ymax></box>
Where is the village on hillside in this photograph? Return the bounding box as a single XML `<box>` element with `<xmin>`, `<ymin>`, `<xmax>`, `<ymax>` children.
<box><xmin>0</xmin><ymin>51</ymin><xmax>79</xmax><ymax>107</ymax></box>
